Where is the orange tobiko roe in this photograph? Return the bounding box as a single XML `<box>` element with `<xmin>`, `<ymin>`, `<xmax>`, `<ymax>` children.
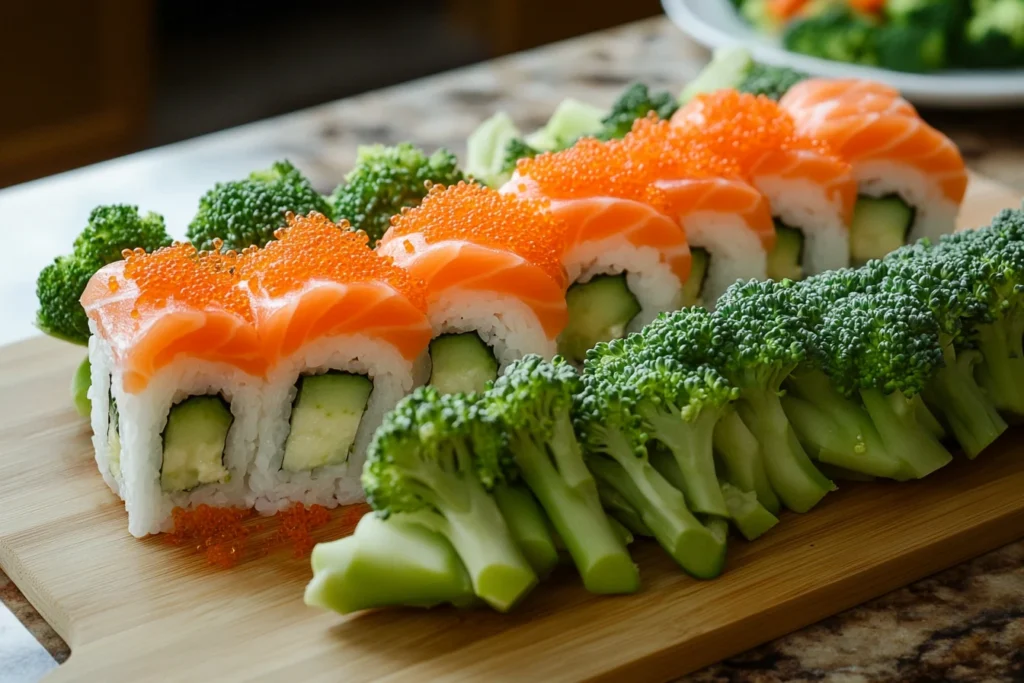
<box><xmin>167</xmin><ymin>505</ymin><xmax>254</xmax><ymax>569</ymax></box>
<box><xmin>122</xmin><ymin>241</ymin><xmax>253</xmax><ymax>323</ymax></box>
<box><xmin>238</xmin><ymin>212</ymin><xmax>425</xmax><ymax>311</ymax></box>
<box><xmin>620</xmin><ymin>115</ymin><xmax>742</xmax><ymax>183</ymax></box>
<box><xmin>386</xmin><ymin>181</ymin><xmax>566</xmax><ymax>286</ymax></box>
<box><xmin>670</xmin><ymin>90</ymin><xmax>844</xmax><ymax>177</ymax></box>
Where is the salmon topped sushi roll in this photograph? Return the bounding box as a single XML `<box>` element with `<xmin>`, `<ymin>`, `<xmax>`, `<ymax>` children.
<box><xmin>377</xmin><ymin>182</ymin><xmax>568</xmax><ymax>392</ymax></box>
<box><xmin>238</xmin><ymin>213</ymin><xmax>432</xmax><ymax>511</ymax></box>
<box><xmin>672</xmin><ymin>90</ymin><xmax>857</xmax><ymax>279</ymax></box>
<box><xmin>620</xmin><ymin>116</ymin><xmax>777</xmax><ymax>307</ymax></box>
<box><xmin>501</xmin><ymin>136</ymin><xmax>694</xmax><ymax>361</ymax></box>
<box><xmin>81</xmin><ymin>243</ymin><xmax>265</xmax><ymax>537</ymax></box>
<box><xmin>780</xmin><ymin>78</ymin><xmax>967</xmax><ymax>264</ymax></box>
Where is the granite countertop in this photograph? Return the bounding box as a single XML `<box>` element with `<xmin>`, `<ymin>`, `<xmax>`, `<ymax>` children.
<box><xmin>1</xmin><ymin>16</ymin><xmax>1023</xmax><ymax>683</ymax></box>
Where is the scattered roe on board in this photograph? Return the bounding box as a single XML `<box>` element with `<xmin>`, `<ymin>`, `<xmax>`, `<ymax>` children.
<box><xmin>386</xmin><ymin>181</ymin><xmax>568</xmax><ymax>287</ymax></box>
<box><xmin>273</xmin><ymin>503</ymin><xmax>332</xmax><ymax>558</ymax></box>
<box><xmin>238</xmin><ymin>212</ymin><xmax>425</xmax><ymax>311</ymax></box>
<box><xmin>120</xmin><ymin>241</ymin><xmax>252</xmax><ymax>322</ymax></box>
<box><xmin>670</xmin><ymin>90</ymin><xmax>843</xmax><ymax>173</ymax></box>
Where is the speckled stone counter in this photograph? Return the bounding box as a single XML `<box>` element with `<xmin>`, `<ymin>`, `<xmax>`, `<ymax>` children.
<box><xmin>1</xmin><ymin>16</ymin><xmax>1023</xmax><ymax>682</ymax></box>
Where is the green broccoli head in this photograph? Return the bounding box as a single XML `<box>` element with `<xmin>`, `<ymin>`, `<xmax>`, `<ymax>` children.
<box><xmin>499</xmin><ymin>138</ymin><xmax>541</xmax><ymax>179</ymax></box>
<box><xmin>486</xmin><ymin>355</ymin><xmax>579</xmax><ymax>439</ymax></box>
<box><xmin>783</xmin><ymin>7</ymin><xmax>879</xmax><ymax>66</ymax></box>
<box><xmin>187</xmin><ymin>160</ymin><xmax>332</xmax><ymax>252</ymax></box>
<box><xmin>36</xmin><ymin>204</ymin><xmax>172</xmax><ymax>345</ymax></box>
<box><xmin>330</xmin><ymin>143</ymin><xmax>466</xmax><ymax>243</ymax></box>
<box><xmin>595</xmin><ymin>83</ymin><xmax>679</xmax><ymax>141</ymax></box>
<box><xmin>575</xmin><ymin>357</ymin><xmax>648</xmax><ymax>459</ymax></box>
<box><xmin>736</xmin><ymin>62</ymin><xmax>809</xmax><ymax>100</ymax></box>
<box><xmin>960</xmin><ymin>0</ymin><xmax>1024</xmax><ymax>68</ymax></box>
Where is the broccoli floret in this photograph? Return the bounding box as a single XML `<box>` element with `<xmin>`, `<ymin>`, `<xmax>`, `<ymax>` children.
<box><xmin>711</xmin><ymin>279</ymin><xmax>836</xmax><ymax>513</ymax></box>
<box><xmin>330</xmin><ymin>144</ymin><xmax>466</xmax><ymax>243</ymax></box>
<box><xmin>737</xmin><ymin>62</ymin><xmax>810</xmax><ymax>100</ymax></box>
<box><xmin>304</xmin><ymin>512</ymin><xmax>477</xmax><ymax>614</ymax></box>
<box><xmin>485</xmin><ymin>355</ymin><xmax>639</xmax><ymax>593</ymax></box>
<box><xmin>931</xmin><ymin>210</ymin><xmax>1024</xmax><ymax>417</ymax></box>
<box><xmin>499</xmin><ymin>138</ymin><xmax>541</xmax><ymax>179</ymax></box>
<box><xmin>782</xmin><ymin>271</ymin><xmax>953</xmax><ymax>480</ymax></box>
<box><xmin>187</xmin><ymin>160</ymin><xmax>332</xmax><ymax>251</ymax></box>
<box><xmin>783</xmin><ymin>7</ymin><xmax>879</xmax><ymax>66</ymax></box>
<box><xmin>362</xmin><ymin>387</ymin><xmax>536</xmax><ymax>611</ymax></box>
<box><xmin>577</xmin><ymin>346</ymin><xmax>728</xmax><ymax>579</ymax></box>
<box><xmin>36</xmin><ymin>204</ymin><xmax>171</xmax><ymax>346</ymax></box>
<box><xmin>594</xmin><ymin>83</ymin><xmax>679</xmax><ymax>141</ymax></box>
<box><xmin>875</xmin><ymin>0</ymin><xmax>965</xmax><ymax>72</ymax></box>
<box><xmin>959</xmin><ymin>0</ymin><xmax>1024</xmax><ymax>67</ymax></box>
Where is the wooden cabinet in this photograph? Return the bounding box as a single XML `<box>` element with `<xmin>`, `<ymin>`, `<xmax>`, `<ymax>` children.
<box><xmin>0</xmin><ymin>0</ymin><xmax>153</xmax><ymax>188</ymax></box>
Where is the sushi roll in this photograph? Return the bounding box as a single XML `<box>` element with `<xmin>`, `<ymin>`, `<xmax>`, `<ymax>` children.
<box><xmin>780</xmin><ymin>78</ymin><xmax>967</xmax><ymax>264</ymax></box>
<box><xmin>377</xmin><ymin>182</ymin><xmax>568</xmax><ymax>393</ymax></box>
<box><xmin>239</xmin><ymin>213</ymin><xmax>432</xmax><ymax>512</ymax></box>
<box><xmin>671</xmin><ymin>90</ymin><xmax>858</xmax><ymax>279</ymax></box>
<box><xmin>81</xmin><ymin>244</ymin><xmax>266</xmax><ymax>537</ymax></box>
<box><xmin>501</xmin><ymin>136</ymin><xmax>693</xmax><ymax>361</ymax></box>
<box><xmin>620</xmin><ymin>116</ymin><xmax>778</xmax><ymax>307</ymax></box>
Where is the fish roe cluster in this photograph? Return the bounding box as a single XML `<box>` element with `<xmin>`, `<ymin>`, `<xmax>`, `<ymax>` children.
<box><xmin>387</xmin><ymin>182</ymin><xmax>567</xmax><ymax>286</ymax></box>
<box><xmin>239</xmin><ymin>212</ymin><xmax>425</xmax><ymax>311</ymax></box>
<box><xmin>620</xmin><ymin>115</ymin><xmax>742</xmax><ymax>183</ymax></box>
<box><xmin>273</xmin><ymin>503</ymin><xmax>332</xmax><ymax>558</ymax></box>
<box><xmin>671</xmin><ymin>90</ymin><xmax>844</xmax><ymax>174</ymax></box>
<box><xmin>167</xmin><ymin>505</ymin><xmax>254</xmax><ymax>569</ymax></box>
<box><xmin>515</xmin><ymin>137</ymin><xmax>661</xmax><ymax>206</ymax></box>
<box><xmin>122</xmin><ymin>241</ymin><xmax>253</xmax><ymax>323</ymax></box>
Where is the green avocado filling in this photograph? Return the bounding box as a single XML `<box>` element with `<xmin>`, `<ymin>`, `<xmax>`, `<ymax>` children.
<box><xmin>282</xmin><ymin>371</ymin><xmax>374</xmax><ymax>473</ymax></box>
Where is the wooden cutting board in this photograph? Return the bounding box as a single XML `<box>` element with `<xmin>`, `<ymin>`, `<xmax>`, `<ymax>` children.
<box><xmin>2</xmin><ymin>173</ymin><xmax>1023</xmax><ymax>683</ymax></box>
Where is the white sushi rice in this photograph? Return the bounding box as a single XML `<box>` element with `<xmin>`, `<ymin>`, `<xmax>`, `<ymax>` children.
<box><xmin>681</xmin><ymin>213</ymin><xmax>768</xmax><ymax>308</ymax></box>
<box><xmin>756</xmin><ymin>176</ymin><xmax>850</xmax><ymax>276</ymax></box>
<box><xmin>427</xmin><ymin>290</ymin><xmax>558</xmax><ymax>371</ymax></box>
<box><xmin>856</xmin><ymin>160</ymin><xmax>958</xmax><ymax>242</ymax></box>
<box><xmin>250</xmin><ymin>334</ymin><xmax>414</xmax><ymax>514</ymax></box>
<box><xmin>116</xmin><ymin>360</ymin><xmax>261</xmax><ymax>537</ymax></box>
<box><xmin>87</xmin><ymin>325</ymin><xmax>120</xmax><ymax>497</ymax></box>
<box><xmin>564</xmin><ymin>235</ymin><xmax>684</xmax><ymax>332</ymax></box>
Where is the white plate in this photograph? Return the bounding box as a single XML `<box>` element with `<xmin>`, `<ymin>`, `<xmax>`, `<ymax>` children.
<box><xmin>662</xmin><ymin>0</ymin><xmax>1024</xmax><ymax>108</ymax></box>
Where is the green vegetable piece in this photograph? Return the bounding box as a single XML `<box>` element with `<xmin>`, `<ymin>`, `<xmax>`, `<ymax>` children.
<box><xmin>160</xmin><ymin>396</ymin><xmax>233</xmax><ymax>493</ymax></box>
<box><xmin>188</xmin><ymin>160</ymin><xmax>332</xmax><ymax>251</ymax></box>
<box><xmin>849</xmin><ymin>195</ymin><xmax>915</xmax><ymax>266</ymax></box>
<box><xmin>493</xmin><ymin>484</ymin><xmax>560</xmax><ymax>577</ymax></box>
<box><xmin>720</xmin><ymin>482</ymin><xmax>779</xmax><ymax>541</ymax></box>
<box><xmin>525</xmin><ymin>98</ymin><xmax>605</xmax><ymax>150</ymax></box>
<box><xmin>72</xmin><ymin>356</ymin><xmax>91</xmax><ymax>418</ymax></box>
<box><xmin>305</xmin><ymin>512</ymin><xmax>476</xmax><ymax>614</ymax></box>
<box><xmin>783</xmin><ymin>7</ymin><xmax>880</xmax><ymax>67</ymax></box>
<box><xmin>593</xmin><ymin>83</ymin><xmax>679</xmax><ymax>141</ymax></box>
<box><xmin>428</xmin><ymin>333</ymin><xmax>499</xmax><ymax>395</ymax></box>
<box><xmin>767</xmin><ymin>222</ymin><xmax>805</xmax><ymax>282</ymax></box>
<box><xmin>466</xmin><ymin>112</ymin><xmax>525</xmax><ymax>188</ymax></box>
<box><xmin>282</xmin><ymin>372</ymin><xmax>373</xmax><ymax>472</ymax></box>
<box><xmin>558</xmin><ymin>274</ymin><xmax>642</xmax><ymax>365</ymax></box>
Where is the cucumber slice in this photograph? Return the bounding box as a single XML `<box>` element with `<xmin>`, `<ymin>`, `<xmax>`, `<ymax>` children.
<box><xmin>679</xmin><ymin>47</ymin><xmax>754</xmax><ymax>104</ymax></box>
<box><xmin>108</xmin><ymin>389</ymin><xmax>121</xmax><ymax>480</ymax></box>
<box><xmin>681</xmin><ymin>247</ymin><xmax>710</xmax><ymax>306</ymax></box>
<box><xmin>766</xmin><ymin>221</ymin><xmax>805</xmax><ymax>281</ymax></box>
<box><xmin>161</xmin><ymin>395</ymin><xmax>233</xmax><ymax>492</ymax></box>
<box><xmin>558</xmin><ymin>274</ymin><xmax>642</xmax><ymax>364</ymax></box>
<box><xmin>849</xmin><ymin>195</ymin><xmax>915</xmax><ymax>265</ymax></box>
<box><xmin>428</xmin><ymin>333</ymin><xmax>499</xmax><ymax>395</ymax></box>
<box><xmin>466</xmin><ymin>111</ymin><xmax>522</xmax><ymax>188</ymax></box>
<box><xmin>525</xmin><ymin>98</ymin><xmax>605</xmax><ymax>151</ymax></box>
<box><xmin>282</xmin><ymin>372</ymin><xmax>373</xmax><ymax>473</ymax></box>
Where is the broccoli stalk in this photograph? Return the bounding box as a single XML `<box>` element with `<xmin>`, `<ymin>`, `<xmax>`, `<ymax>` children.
<box><xmin>486</xmin><ymin>356</ymin><xmax>639</xmax><ymax>594</ymax></box>
<box><xmin>187</xmin><ymin>160</ymin><xmax>332</xmax><ymax>251</ymax></box>
<box><xmin>330</xmin><ymin>143</ymin><xmax>466</xmax><ymax>242</ymax></box>
<box><xmin>362</xmin><ymin>388</ymin><xmax>536</xmax><ymax>611</ymax></box>
<box><xmin>595</xmin><ymin>480</ymin><xmax>653</xmax><ymax>537</ymax></box>
<box><xmin>713</xmin><ymin>280</ymin><xmax>836</xmax><ymax>513</ymax></box>
<box><xmin>712</xmin><ymin>410</ymin><xmax>781</xmax><ymax>515</ymax></box>
<box><xmin>575</xmin><ymin>373</ymin><xmax>727</xmax><ymax>579</ymax></box>
<box><xmin>492</xmin><ymin>484</ymin><xmax>559</xmax><ymax>577</ymax></box>
<box><xmin>304</xmin><ymin>512</ymin><xmax>477</xmax><ymax>614</ymax></box>
<box><xmin>926</xmin><ymin>345</ymin><xmax>1007</xmax><ymax>458</ymax></box>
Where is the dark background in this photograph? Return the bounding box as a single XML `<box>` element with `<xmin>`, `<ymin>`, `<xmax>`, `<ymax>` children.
<box><xmin>0</xmin><ymin>0</ymin><xmax>663</xmax><ymax>189</ymax></box>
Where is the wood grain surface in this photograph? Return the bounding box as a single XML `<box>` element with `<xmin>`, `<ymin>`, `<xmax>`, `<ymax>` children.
<box><xmin>1</xmin><ymin>173</ymin><xmax>1022</xmax><ymax>682</ymax></box>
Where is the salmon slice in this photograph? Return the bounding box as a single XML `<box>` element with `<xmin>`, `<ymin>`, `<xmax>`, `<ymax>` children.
<box><xmin>655</xmin><ymin>176</ymin><xmax>777</xmax><ymax>251</ymax></box>
<box><xmin>780</xmin><ymin>78</ymin><xmax>917</xmax><ymax>118</ymax></box>
<box><xmin>82</xmin><ymin>257</ymin><xmax>265</xmax><ymax>395</ymax></box>
<box><xmin>378</xmin><ymin>235</ymin><xmax>569</xmax><ymax>339</ymax></box>
<box><xmin>747</xmin><ymin>147</ymin><xmax>858</xmax><ymax>225</ymax></box>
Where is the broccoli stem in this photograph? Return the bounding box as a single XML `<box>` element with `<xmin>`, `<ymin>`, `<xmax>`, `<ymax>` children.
<box><xmin>403</xmin><ymin>468</ymin><xmax>537</xmax><ymax>612</ymax></box>
<box><xmin>859</xmin><ymin>388</ymin><xmax>953</xmax><ymax>476</ymax></box>
<box><xmin>596</xmin><ymin>481</ymin><xmax>653</xmax><ymax>537</ymax></box>
<box><xmin>304</xmin><ymin>513</ymin><xmax>476</xmax><ymax>614</ymax></box>
<box><xmin>72</xmin><ymin>356</ymin><xmax>92</xmax><ymax>418</ymax></box>
<box><xmin>975</xmin><ymin>317</ymin><xmax>1024</xmax><ymax>418</ymax></box>
<box><xmin>492</xmin><ymin>484</ymin><xmax>559</xmax><ymax>578</ymax></box>
<box><xmin>924</xmin><ymin>348</ymin><xmax>1008</xmax><ymax>458</ymax></box>
<box><xmin>712</xmin><ymin>410</ymin><xmax>781</xmax><ymax>515</ymax></box>
<box><xmin>720</xmin><ymin>482</ymin><xmax>778</xmax><ymax>541</ymax></box>
<box><xmin>783</xmin><ymin>370</ymin><xmax>910</xmax><ymax>480</ymax></box>
<box><xmin>735</xmin><ymin>388</ymin><xmax>834</xmax><ymax>513</ymax></box>
<box><xmin>511</xmin><ymin>430</ymin><xmax>639</xmax><ymax>594</ymax></box>
<box><xmin>607</xmin><ymin>518</ymin><xmax>635</xmax><ymax>546</ymax></box>
<box><xmin>586</xmin><ymin>435</ymin><xmax>727</xmax><ymax>579</ymax></box>
<box><xmin>913</xmin><ymin>393</ymin><xmax>947</xmax><ymax>440</ymax></box>
<box><xmin>640</xmin><ymin>405</ymin><xmax>730</xmax><ymax>517</ymax></box>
